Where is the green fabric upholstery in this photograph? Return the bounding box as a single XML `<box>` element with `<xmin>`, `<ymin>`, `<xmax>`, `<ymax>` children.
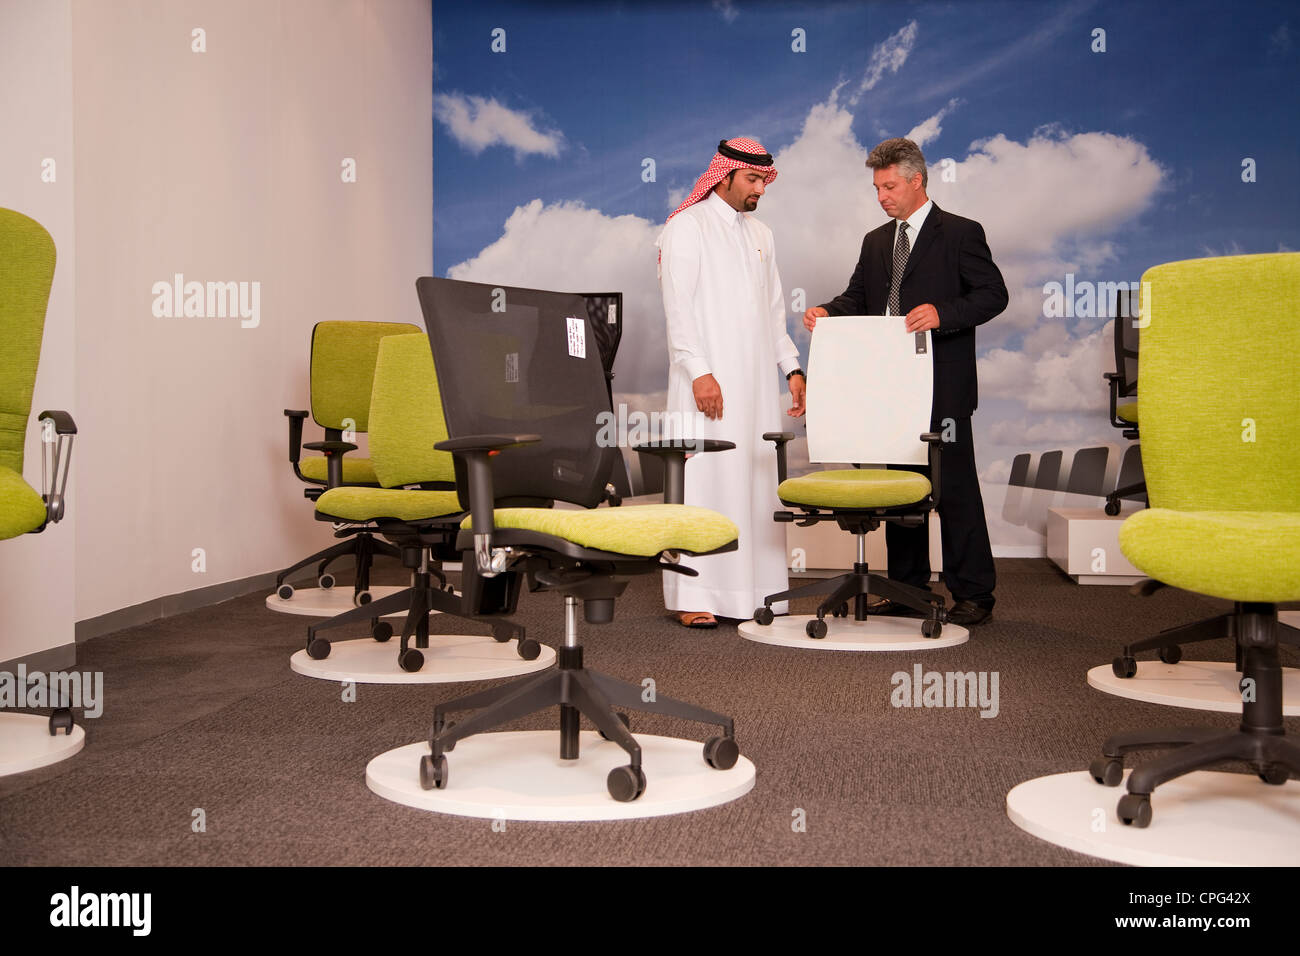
<box><xmin>1115</xmin><ymin>400</ymin><xmax>1138</xmax><ymax>424</ymax></box>
<box><xmin>316</xmin><ymin>486</ymin><xmax>461</xmax><ymax>523</ymax></box>
<box><xmin>309</xmin><ymin>321</ymin><xmax>421</xmax><ymax>431</ymax></box>
<box><xmin>299</xmin><ymin>455</ymin><xmax>378</xmax><ymax>485</ymax></box>
<box><xmin>0</xmin><ymin>209</ymin><xmax>56</xmax><ymax>476</ymax></box>
<box><xmin>1119</xmin><ymin>253</ymin><xmax>1300</xmax><ymax>600</ymax></box>
<box><xmin>464</xmin><ymin>505</ymin><xmax>738</xmax><ymax>557</ymax></box>
<box><xmin>1120</xmin><ymin>510</ymin><xmax>1300</xmax><ymax>602</ymax></box>
<box><xmin>778</xmin><ymin>468</ymin><xmax>931</xmax><ymax>509</ymax></box>
<box><xmin>0</xmin><ymin>465</ymin><xmax>46</xmax><ymax>540</ymax></box>
<box><xmin>367</xmin><ymin>334</ymin><xmax>455</xmax><ymax>488</ymax></box>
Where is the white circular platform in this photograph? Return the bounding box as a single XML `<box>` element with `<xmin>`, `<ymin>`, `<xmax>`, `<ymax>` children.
<box><xmin>1008</xmin><ymin>770</ymin><xmax>1300</xmax><ymax>866</ymax></box>
<box><xmin>1282</xmin><ymin>610</ymin><xmax>1300</xmax><ymax>629</ymax></box>
<box><xmin>367</xmin><ymin>730</ymin><xmax>756</xmax><ymax>821</ymax></box>
<box><xmin>738</xmin><ymin>614</ymin><xmax>968</xmax><ymax>651</ymax></box>
<box><xmin>0</xmin><ymin>713</ymin><xmax>85</xmax><ymax>776</ymax></box>
<box><xmin>1087</xmin><ymin>661</ymin><xmax>1300</xmax><ymax>715</ymax></box>
<box><xmin>265</xmin><ymin>584</ymin><xmax>424</xmax><ymax>618</ymax></box>
<box><xmin>289</xmin><ymin>634</ymin><xmax>554</xmax><ymax>684</ymax></box>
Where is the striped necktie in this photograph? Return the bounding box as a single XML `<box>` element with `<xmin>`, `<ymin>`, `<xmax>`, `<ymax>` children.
<box><xmin>887</xmin><ymin>220</ymin><xmax>909</xmax><ymax>317</ymax></box>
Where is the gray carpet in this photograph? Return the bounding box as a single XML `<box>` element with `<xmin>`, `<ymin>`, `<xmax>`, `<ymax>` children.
<box><xmin>3</xmin><ymin>559</ymin><xmax>1295</xmax><ymax>866</ymax></box>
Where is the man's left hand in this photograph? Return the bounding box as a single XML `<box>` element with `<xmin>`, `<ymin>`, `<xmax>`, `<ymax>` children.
<box><xmin>904</xmin><ymin>304</ymin><xmax>940</xmax><ymax>333</ymax></box>
<box><xmin>787</xmin><ymin>374</ymin><xmax>806</xmax><ymax>418</ymax></box>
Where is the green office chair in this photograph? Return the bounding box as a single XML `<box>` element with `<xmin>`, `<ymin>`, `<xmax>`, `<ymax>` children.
<box><xmin>414</xmin><ymin>277</ymin><xmax>742</xmax><ymax>802</ymax></box>
<box><xmin>0</xmin><ymin>208</ymin><xmax>77</xmax><ymax>735</ymax></box>
<box><xmin>1103</xmin><ymin>289</ymin><xmax>1146</xmax><ymax>516</ymax></box>
<box><xmin>1089</xmin><ymin>252</ymin><xmax>1300</xmax><ymax>827</ymax></box>
<box><xmin>278</xmin><ymin>321</ymin><xmax>421</xmax><ymax>604</ymax></box>
<box><xmin>306</xmin><ymin>333</ymin><xmax>536</xmax><ymax>671</ymax></box>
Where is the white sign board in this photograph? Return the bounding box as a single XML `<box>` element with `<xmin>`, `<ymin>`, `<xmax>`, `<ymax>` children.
<box><xmin>805</xmin><ymin>315</ymin><xmax>932</xmax><ymax>465</ymax></box>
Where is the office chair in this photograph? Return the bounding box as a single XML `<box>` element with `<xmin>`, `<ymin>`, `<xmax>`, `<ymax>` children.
<box><xmin>305</xmin><ymin>333</ymin><xmax>536</xmax><ymax>671</ymax></box>
<box><xmin>278</xmin><ymin>321</ymin><xmax>421</xmax><ymax>604</ymax></box>
<box><xmin>0</xmin><ymin>208</ymin><xmax>77</xmax><ymax>736</ymax></box>
<box><xmin>414</xmin><ymin>277</ymin><xmax>742</xmax><ymax>802</ymax></box>
<box><xmin>1088</xmin><ymin>252</ymin><xmax>1300</xmax><ymax>826</ymax></box>
<box><xmin>1103</xmin><ymin>290</ymin><xmax>1146</xmax><ymax>516</ymax></box>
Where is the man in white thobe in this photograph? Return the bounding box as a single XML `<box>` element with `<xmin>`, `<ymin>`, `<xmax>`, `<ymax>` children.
<box><xmin>657</xmin><ymin>137</ymin><xmax>806</xmax><ymax>626</ymax></box>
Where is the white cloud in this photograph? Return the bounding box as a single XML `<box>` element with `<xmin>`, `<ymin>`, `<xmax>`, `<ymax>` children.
<box><xmin>712</xmin><ymin>0</ymin><xmax>739</xmax><ymax>24</ymax></box>
<box><xmin>434</xmin><ymin>92</ymin><xmax>563</xmax><ymax>159</ymax></box>
<box><xmin>979</xmin><ymin>324</ymin><xmax>1111</xmax><ymax>414</ymax></box>
<box><xmin>905</xmin><ymin>98</ymin><xmax>962</xmax><ymax>148</ymax></box>
<box><xmin>853</xmin><ymin>20</ymin><xmax>918</xmax><ymax>101</ymax></box>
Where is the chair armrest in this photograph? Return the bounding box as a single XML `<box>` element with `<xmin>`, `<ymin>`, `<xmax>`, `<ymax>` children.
<box><xmin>763</xmin><ymin>431</ymin><xmax>795</xmax><ymax>484</ymax></box>
<box><xmin>435</xmin><ymin>435</ymin><xmax>541</xmax><ymax>575</ymax></box>
<box><xmin>1104</xmin><ymin>374</ymin><xmax>1125</xmax><ymax>429</ymax></box>
<box><xmin>920</xmin><ymin>432</ymin><xmax>943</xmax><ymax>511</ymax></box>
<box><xmin>284</xmin><ymin>409</ymin><xmax>309</xmax><ymax>465</ymax></box>
<box><xmin>37</xmin><ymin>410</ymin><xmax>77</xmax><ymax>525</ymax></box>
<box><xmin>631</xmin><ymin>439</ymin><xmax>735</xmax><ymax>504</ymax></box>
<box><xmin>301</xmin><ymin>440</ymin><xmax>359</xmax><ymax>488</ymax></box>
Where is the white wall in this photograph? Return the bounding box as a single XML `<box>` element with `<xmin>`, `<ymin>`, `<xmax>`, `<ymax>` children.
<box><xmin>69</xmin><ymin>0</ymin><xmax>433</xmax><ymax>622</ymax></box>
<box><xmin>0</xmin><ymin>0</ymin><xmax>78</xmax><ymax>663</ymax></box>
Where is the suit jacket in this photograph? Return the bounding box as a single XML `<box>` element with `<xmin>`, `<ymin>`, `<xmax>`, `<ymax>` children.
<box><xmin>820</xmin><ymin>203</ymin><xmax>1008</xmax><ymax>420</ymax></box>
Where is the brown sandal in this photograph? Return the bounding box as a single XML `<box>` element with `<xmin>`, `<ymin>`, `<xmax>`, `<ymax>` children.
<box><xmin>677</xmin><ymin>611</ymin><xmax>718</xmax><ymax>629</ymax></box>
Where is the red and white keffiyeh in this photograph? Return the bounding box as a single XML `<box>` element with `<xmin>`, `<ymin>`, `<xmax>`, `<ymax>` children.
<box><xmin>667</xmin><ymin>137</ymin><xmax>778</xmax><ymax>222</ymax></box>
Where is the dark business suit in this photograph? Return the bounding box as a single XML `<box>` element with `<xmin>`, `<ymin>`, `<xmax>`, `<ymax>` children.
<box><xmin>820</xmin><ymin>202</ymin><xmax>1008</xmax><ymax>606</ymax></box>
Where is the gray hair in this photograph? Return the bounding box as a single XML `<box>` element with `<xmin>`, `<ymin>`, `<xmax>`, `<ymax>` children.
<box><xmin>866</xmin><ymin>137</ymin><xmax>928</xmax><ymax>189</ymax></box>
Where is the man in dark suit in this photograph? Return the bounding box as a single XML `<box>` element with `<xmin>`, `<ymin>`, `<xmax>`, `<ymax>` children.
<box><xmin>804</xmin><ymin>137</ymin><xmax>1008</xmax><ymax>627</ymax></box>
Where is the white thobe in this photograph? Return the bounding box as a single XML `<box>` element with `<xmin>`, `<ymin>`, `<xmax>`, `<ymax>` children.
<box><xmin>657</xmin><ymin>191</ymin><xmax>802</xmax><ymax>619</ymax></box>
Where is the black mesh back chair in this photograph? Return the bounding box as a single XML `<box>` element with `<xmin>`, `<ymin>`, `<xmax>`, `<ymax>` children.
<box><xmin>1103</xmin><ymin>290</ymin><xmax>1146</xmax><ymax>515</ymax></box>
<box><xmin>414</xmin><ymin>277</ymin><xmax>742</xmax><ymax>802</ymax></box>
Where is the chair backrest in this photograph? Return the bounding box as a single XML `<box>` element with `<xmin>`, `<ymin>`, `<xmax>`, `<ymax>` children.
<box><xmin>1112</xmin><ymin>287</ymin><xmax>1140</xmax><ymax>397</ymax></box>
<box><xmin>309</xmin><ymin>321</ymin><xmax>421</xmax><ymax>432</ymax></box>
<box><xmin>367</xmin><ymin>333</ymin><xmax>456</xmax><ymax>489</ymax></box>
<box><xmin>416</xmin><ymin>277</ymin><xmax>620</xmax><ymax>510</ymax></box>
<box><xmin>805</xmin><ymin>315</ymin><xmax>932</xmax><ymax>466</ymax></box>
<box><xmin>0</xmin><ymin>209</ymin><xmax>56</xmax><ymax>475</ymax></box>
<box><xmin>1139</xmin><ymin>252</ymin><xmax>1300</xmax><ymax>512</ymax></box>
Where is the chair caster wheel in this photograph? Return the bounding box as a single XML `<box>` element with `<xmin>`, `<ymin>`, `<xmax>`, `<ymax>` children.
<box><xmin>831</xmin><ymin>602</ymin><xmax>849</xmax><ymax>618</ymax></box>
<box><xmin>806</xmin><ymin>618</ymin><xmax>827</xmax><ymax>640</ymax></box>
<box><xmin>753</xmin><ymin>606</ymin><xmax>774</xmax><ymax>626</ymax></box>
<box><xmin>1157</xmin><ymin>644</ymin><xmax>1182</xmax><ymax>665</ymax></box>
<box><xmin>399</xmin><ymin>648</ymin><xmax>425</xmax><ymax>672</ymax></box>
<box><xmin>372</xmin><ymin>621</ymin><xmax>393</xmax><ymax>642</ymax></box>
<box><xmin>277</xmin><ymin>584</ymin><xmax>294</xmax><ymax>600</ymax></box>
<box><xmin>516</xmin><ymin>638</ymin><xmax>541</xmax><ymax>661</ymax></box>
<box><xmin>1089</xmin><ymin>757</ymin><xmax>1123</xmax><ymax>786</ymax></box>
<box><xmin>703</xmin><ymin>735</ymin><xmax>739</xmax><ymax>770</ymax></box>
<box><xmin>607</xmin><ymin>765</ymin><xmax>646</xmax><ymax>802</ymax></box>
<box><xmin>307</xmin><ymin>637</ymin><xmax>331</xmax><ymax>660</ymax></box>
<box><xmin>48</xmin><ymin>709</ymin><xmax>74</xmax><ymax>736</ymax></box>
<box><xmin>445</xmin><ymin>583</ymin><xmax>457</xmax><ymax>594</ymax></box>
<box><xmin>1112</xmin><ymin>655</ymin><xmax>1137</xmax><ymax>679</ymax></box>
<box><xmin>354</xmin><ymin>590</ymin><xmax>372</xmax><ymax>607</ymax></box>
<box><xmin>1117</xmin><ymin>793</ymin><xmax>1152</xmax><ymax>827</ymax></box>
<box><xmin>921</xmin><ymin>619</ymin><xmax>942</xmax><ymax>639</ymax></box>
<box><xmin>419</xmin><ymin>753</ymin><xmax>448</xmax><ymax>790</ymax></box>
<box><xmin>598</xmin><ymin>713</ymin><xmax>630</xmax><ymax>741</ymax></box>
<box><xmin>1104</xmin><ymin>499</ymin><xmax>1121</xmax><ymax>516</ymax></box>
<box><xmin>318</xmin><ymin>573</ymin><xmax>336</xmax><ymax>590</ymax></box>
<box><xmin>1258</xmin><ymin>764</ymin><xmax>1290</xmax><ymax>785</ymax></box>
<box><xmin>491</xmin><ymin>626</ymin><xmax>512</xmax><ymax>643</ymax></box>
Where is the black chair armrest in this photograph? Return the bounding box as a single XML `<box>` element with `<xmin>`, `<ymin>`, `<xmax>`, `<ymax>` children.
<box><xmin>920</xmin><ymin>432</ymin><xmax>943</xmax><ymax>510</ymax></box>
<box><xmin>284</xmin><ymin>409</ymin><xmax>309</xmax><ymax>464</ymax></box>
<box><xmin>36</xmin><ymin>410</ymin><xmax>77</xmax><ymax>525</ymax></box>
<box><xmin>434</xmin><ymin>434</ymin><xmax>541</xmax><ymax>453</ymax></box>
<box><xmin>435</xmin><ymin>435</ymin><xmax>540</xmax><ymax>575</ymax></box>
<box><xmin>301</xmin><ymin>440</ymin><xmax>359</xmax><ymax>488</ymax></box>
<box><xmin>631</xmin><ymin>439</ymin><xmax>735</xmax><ymax>504</ymax></box>
<box><xmin>1104</xmin><ymin>374</ymin><xmax>1125</xmax><ymax>429</ymax></box>
<box><xmin>762</xmin><ymin>431</ymin><xmax>795</xmax><ymax>484</ymax></box>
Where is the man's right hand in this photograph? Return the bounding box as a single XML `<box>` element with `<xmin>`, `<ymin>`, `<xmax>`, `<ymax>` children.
<box><xmin>803</xmin><ymin>306</ymin><xmax>828</xmax><ymax>332</ymax></box>
<box><xmin>693</xmin><ymin>373</ymin><xmax>723</xmax><ymax>420</ymax></box>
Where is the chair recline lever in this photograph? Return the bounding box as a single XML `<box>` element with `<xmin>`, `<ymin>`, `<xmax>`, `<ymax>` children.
<box><xmin>37</xmin><ymin>411</ymin><xmax>76</xmax><ymax>525</ymax></box>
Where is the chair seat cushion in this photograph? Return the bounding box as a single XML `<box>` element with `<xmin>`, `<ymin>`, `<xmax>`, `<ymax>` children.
<box><xmin>1116</xmin><ymin>400</ymin><xmax>1138</xmax><ymax>424</ymax></box>
<box><xmin>316</xmin><ymin>487</ymin><xmax>461</xmax><ymax>523</ymax></box>
<box><xmin>299</xmin><ymin>455</ymin><xmax>378</xmax><ymax>485</ymax></box>
<box><xmin>464</xmin><ymin>505</ymin><xmax>738</xmax><ymax>557</ymax></box>
<box><xmin>778</xmin><ymin>468</ymin><xmax>931</xmax><ymax>509</ymax></box>
<box><xmin>1120</xmin><ymin>509</ymin><xmax>1300</xmax><ymax>603</ymax></box>
<box><xmin>0</xmin><ymin>466</ymin><xmax>46</xmax><ymax>540</ymax></box>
